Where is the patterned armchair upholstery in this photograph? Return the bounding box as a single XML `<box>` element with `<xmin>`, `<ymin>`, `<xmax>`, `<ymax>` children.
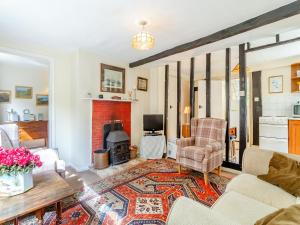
<box><xmin>176</xmin><ymin>118</ymin><xmax>227</xmax><ymax>185</ymax></box>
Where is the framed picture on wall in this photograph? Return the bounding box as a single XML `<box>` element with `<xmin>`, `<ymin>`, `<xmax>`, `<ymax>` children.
<box><xmin>137</xmin><ymin>77</ymin><xmax>148</xmax><ymax>91</ymax></box>
<box><xmin>0</xmin><ymin>90</ymin><xmax>11</xmax><ymax>103</ymax></box>
<box><xmin>15</xmin><ymin>86</ymin><xmax>33</xmax><ymax>99</ymax></box>
<box><xmin>100</xmin><ymin>63</ymin><xmax>125</xmax><ymax>93</ymax></box>
<box><xmin>36</xmin><ymin>94</ymin><xmax>49</xmax><ymax>106</ymax></box>
<box><xmin>269</xmin><ymin>75</ymin><xmax>283</xmax><ymax>93</ymax></box>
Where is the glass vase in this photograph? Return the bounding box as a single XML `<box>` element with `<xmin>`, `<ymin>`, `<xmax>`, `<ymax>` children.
<box><xmin>0</xmin><ymin>171</ymin><xmax>33</xmax><ymax>197</ymax></box>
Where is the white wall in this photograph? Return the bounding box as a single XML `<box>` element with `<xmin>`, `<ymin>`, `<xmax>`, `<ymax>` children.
<box><xmin>198</xmin><ymin>79</ymin><xmax>226</xmax><ymax>119</ymax></box>
<box><xmin>149</xmin><ymin>66</ymin><xmax>165</xmax><ymax>114</ymax></box>
<box><xmin>148</xmin><ymin>66</ymin><xmax>191</xmax><ymax>139</ymax></box>
<box><xmin>0</xmin><ymin>62</ymin><xmax>48</xmax><ymax>122</ymax></box>
<box><xmin>261</xmin><ymin>66</ymin><xmax>300</xmax><ymax>116</ymax></box>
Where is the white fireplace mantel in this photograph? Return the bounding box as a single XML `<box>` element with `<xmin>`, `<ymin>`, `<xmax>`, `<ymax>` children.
<box><xmin>81</xmin><ymin>98</ymin><xmax>137</xmax><ymax>103</ymax></box>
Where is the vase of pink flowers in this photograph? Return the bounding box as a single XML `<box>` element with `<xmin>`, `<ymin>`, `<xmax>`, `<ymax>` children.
<box><xmin>0</xmin><ymin>146</ymin><xmax>42</xmax><ymax>196</ymax></box>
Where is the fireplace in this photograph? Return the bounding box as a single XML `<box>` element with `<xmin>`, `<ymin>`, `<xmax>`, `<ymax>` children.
<box><xmin>92</xmin><ymin>100</ymin><xmax>131</xmax><ymax>158</ymax></box>
<box><xmin>103</xmin><ymin>121</ymin><xmax>130</xmax><ymax>165</ymax></box>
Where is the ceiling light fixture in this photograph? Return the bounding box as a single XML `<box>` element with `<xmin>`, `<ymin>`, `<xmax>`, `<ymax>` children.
<box><xmin>132</xmin><ymin>21</ymin><xmax>155</xmax><ymax>50</ymax></box>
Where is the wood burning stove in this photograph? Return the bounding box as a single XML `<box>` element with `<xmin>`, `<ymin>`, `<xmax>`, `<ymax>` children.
<box><xmin>103</xmin><ymin>121</ymin><xmax>130</xmax><ymax>165</ymax></box>
<box><xmin>107</xmin><ymin>130</ymin><xmax>130</xmax><ymax>165</ymax></box>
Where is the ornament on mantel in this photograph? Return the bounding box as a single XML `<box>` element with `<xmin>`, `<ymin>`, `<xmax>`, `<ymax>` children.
<box><xmin>128</xmin><ymin>91</ymin><xmax>133</xmax><ymax>100</ymax></box>
<box><xmin>132</xmin><ymin>88</ymin><xmax>137</xmax><ymax>101</ymax></box>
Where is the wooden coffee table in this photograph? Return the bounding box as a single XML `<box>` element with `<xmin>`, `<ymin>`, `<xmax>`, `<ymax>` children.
<box><xmin>0</xmin><ymin>171</ymin><xmax>75</xmax><ymax>225</ymax></box>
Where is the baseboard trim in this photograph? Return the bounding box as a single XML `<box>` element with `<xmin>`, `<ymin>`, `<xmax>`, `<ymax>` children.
<box><xmin>68</xmin><ymin>162</ymin><xmax>90</xmax><ymax>172</ymax></box>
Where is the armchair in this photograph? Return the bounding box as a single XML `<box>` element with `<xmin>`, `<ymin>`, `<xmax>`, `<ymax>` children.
<box><xmin>176</xmin><ymin>118</ymin><xmax>227</xmax><ymax>185</ymax></box>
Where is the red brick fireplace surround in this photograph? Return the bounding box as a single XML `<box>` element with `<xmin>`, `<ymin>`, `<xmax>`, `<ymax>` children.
<box><xmin>92</xmin><ymin>100</ymin><xmax>131</xmax><ymax>153</ymax></box>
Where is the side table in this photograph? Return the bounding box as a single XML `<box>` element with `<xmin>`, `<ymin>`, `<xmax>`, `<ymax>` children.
<box><xmin>182</xmin><ymin>124</ymin><xmax>191</xmax><ymax>138</ymax></box>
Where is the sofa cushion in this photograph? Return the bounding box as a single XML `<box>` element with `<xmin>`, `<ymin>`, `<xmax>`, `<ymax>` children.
<box><xmin>258</xmin><ymin>153</ymin><xmax>300</xmax><ymax>197</ymax></box>
<box><xmin>213</xmin><ymin>191</ymin><xmax>277</xmax><ymax>225</ymax></box>
<box><xmin>254</xmin><ymin>204</ymin><xmax>300</xmax><ymax>225</ymax></box>
<box><xmin>226</xmin><ymin>174</ymin><xmax>297</xmax><ymax>209</ymax></box>
<box><xmin>181</xmin><ymin>146</ymin><xmax>205</xmax><ymax>161</ymax></box>
<box><xmin>31</xmin><ymin>148</ymin><xmax>60</xmax><ymax>174</ymax></box>
<box><xmin>166</xmin><ymin>196</ymin><xmax>240</xmax><ymax>225</ymax></box>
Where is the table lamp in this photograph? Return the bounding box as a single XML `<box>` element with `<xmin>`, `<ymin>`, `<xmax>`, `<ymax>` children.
<box><xmin>184</xmin><ymin>106</ymin><xmax>191</xmax><ymax>124</ymax></box>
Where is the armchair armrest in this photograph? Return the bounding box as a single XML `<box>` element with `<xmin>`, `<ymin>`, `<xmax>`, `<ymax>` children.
<box><xmin>205</xmin><ymin>141</ymin><xmax>222</xmax><ymax>153</ymax></box>
<box><xmin>176</xmin><ymin>137</ymin><xmax>195</xmax><ymax>148</ymax></box>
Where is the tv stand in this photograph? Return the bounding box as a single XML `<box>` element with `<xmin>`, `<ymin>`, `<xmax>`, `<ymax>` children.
<box><xmin>140</xmin><ymin>134</ymin><xmax>166</xmax><ymax>159</ymax></box>
<box><xmin>144</xmin><ymin>132</ymin><xmax>162</xmax><ymax>136</ymax></box>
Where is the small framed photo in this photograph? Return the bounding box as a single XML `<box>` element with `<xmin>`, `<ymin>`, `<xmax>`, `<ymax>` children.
<box><xmin>0</xmin><ymin>90</ymin><xmax>11</xmax><ymax>103</ymax></box>
<box><xmin>137</xmin><ymin>77</ymin><xmax>148</xmax><ymax>92</ymax></box>
<box><xmin>36</xmin><ymin>94</ymin><xmax>49</xmax><ymax>106</ymax></box>
<box><xmin>269</xmin><ymin>75</ymin><xmax>283</xmax><ymax>93</ymax></box>
<box><xmin>15</xmin><ymin>86</ymin><xmax>32</xmax><ymax>99</ymax></box>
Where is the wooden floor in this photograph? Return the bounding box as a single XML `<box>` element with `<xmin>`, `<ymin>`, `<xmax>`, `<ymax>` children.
<box><xmin>64</xmin><ymin>166</ymin><xmax>101</xmax><ymax>191</ymax></box>
<box><xmin>64</xmin><ymin>158</ymin><xmax>237</xmax><ymax>192</ymax></box>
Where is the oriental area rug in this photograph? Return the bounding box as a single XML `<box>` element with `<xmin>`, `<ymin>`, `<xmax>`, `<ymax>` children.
<box><xmin>11</xmin><ymin>159</ymin><xmax>230</xmax><ymax>225</ymax></box>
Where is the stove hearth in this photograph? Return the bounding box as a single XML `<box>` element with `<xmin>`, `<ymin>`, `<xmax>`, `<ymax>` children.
<box><xmin>103</xmin><ymin>121</ymin><xmax>130</xmax><ymax>166</ymax></box>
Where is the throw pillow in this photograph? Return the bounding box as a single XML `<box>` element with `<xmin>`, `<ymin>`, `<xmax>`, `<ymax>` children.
<box><xmin>258</xmin><ymin>153</ymin><xmax>300</xmax><ymax>197</ymax></box>
<box><xmin>255</xmin><ymin>204</ymin><xmax>300</xmax><ymax>225</ymax></box>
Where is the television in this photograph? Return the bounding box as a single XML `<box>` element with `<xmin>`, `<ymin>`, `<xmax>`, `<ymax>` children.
<box><xmin>143</xmin><ymin>114</ymin><xmax>163</xmax><ymax>133</ymax></box>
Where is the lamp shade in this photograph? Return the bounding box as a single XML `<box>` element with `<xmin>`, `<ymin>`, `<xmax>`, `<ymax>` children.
<box><xmin>184</xmin><ymin>106</ymin><xmax>190</xmax><ymax>114</ymax></box>
<box><xmin>232</xmin><ymin>64</ymin><xmax>251</xmax><ymax>74</ymax></box>
<box><xmin>132</xmin><ymin>30</ymin><xmax>155</xmax><ymax>50</ymax></box>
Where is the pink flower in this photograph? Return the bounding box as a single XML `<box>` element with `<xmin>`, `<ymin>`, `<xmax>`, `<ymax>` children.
<box><xmin>0</xmin><ymin>147</ymin><xmax>43</xmax><ymax>175</ymax></box>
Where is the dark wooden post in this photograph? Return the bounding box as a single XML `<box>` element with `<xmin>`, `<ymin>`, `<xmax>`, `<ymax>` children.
<box><xmin>225</xmin><ymin>48</ymin><xmax>231</xmax><ymax>162</ymax></box>
<box><xmin>239</xmin><ymin>44</ymin><xmax>247</xmax><ymax>165</ymax></box>
<box><xmin>276</xmin><ymin>34</ymin><xmax>280</xmax><ymax>42</ymax></box>
<box><xmin>190</xmin><ymin>57</ymin><xmax>195</xmax><ymax>119</ymax></box>
<box><xmin>164</xmin><ymin>65</ymin><xmax>169</xmax><ymax>139</ymax></box>
<box><xmin>177</xmin><ymin>61</ymin><xmax>181</xmax><ymax>138</ymax></box>
<box><xmin>252</xmin><ymin>71</ymin><xmax>262</xmax><ymax>146</ymax></box>
<box><xmin>206</xmin><ymin>53</ymin><xmax>211</xmax><ymax>117</ymax></box>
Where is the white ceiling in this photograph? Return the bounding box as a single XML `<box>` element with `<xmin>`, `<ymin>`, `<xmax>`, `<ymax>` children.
<box><xmin>0</xmin><ymin>0</ymin><xmax>296</xmax><ymax>65</ymax></box>
<box><xmin>0</xmin><ymin>52</ymin><xmax>49</xmax><ymax>68</ymax></box>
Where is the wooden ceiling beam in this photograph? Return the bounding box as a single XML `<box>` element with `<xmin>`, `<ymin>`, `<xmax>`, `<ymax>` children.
<box><xmin>129</xmin><ymin>1</ymin><xmax>300</xmax><ymax>68</ymax></box>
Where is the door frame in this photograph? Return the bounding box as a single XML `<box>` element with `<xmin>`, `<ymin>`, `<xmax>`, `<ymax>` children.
<box><xmin>0</xmin><ymin>47</ymin><xmax>56</xmax><ymax>148</ymax></box>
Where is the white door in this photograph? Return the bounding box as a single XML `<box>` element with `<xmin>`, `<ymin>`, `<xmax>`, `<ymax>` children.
<box><xmin>168</xmin><ymin>76</ymin><xmax>177</xmax><ymax>139</ymax></box>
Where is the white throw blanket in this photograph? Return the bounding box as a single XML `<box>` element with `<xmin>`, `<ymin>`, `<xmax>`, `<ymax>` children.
<box><xmin>0</xmin><ymin>124</ymin><xmax>19</xmax><ymax>148</ymax></box>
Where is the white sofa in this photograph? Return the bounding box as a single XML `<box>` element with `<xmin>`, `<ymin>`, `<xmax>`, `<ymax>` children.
<box><xmin>167</xmin><ymin>147</ymin><xmax>300</xmax><ymax>225</ymax></box>
<box><xmin>0</xmin><ymin>123</ymin><xmax>65</xmax><ymax>174</ymax></box>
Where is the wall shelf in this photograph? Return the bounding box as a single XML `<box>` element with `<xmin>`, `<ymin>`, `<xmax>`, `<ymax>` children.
<box><xmin>291</xmin><ymin>63</ymin><xmax>300</xmax><ymax>93</ymax></box>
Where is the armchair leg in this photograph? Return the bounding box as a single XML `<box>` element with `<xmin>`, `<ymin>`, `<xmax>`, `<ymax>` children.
<box><xmin>178</xmin><ymin>165</ymin><xmax>181</xmax><ymax>174</ymax></box>
<box><xmin>204</xmin><ymin>172</ymin><xmax>209</xmax><ymax>186</ymax></box>
<box><xmin>217</xmin><ymin>166</ymin><xmax>222</xmax><ymax>176</ymax></box>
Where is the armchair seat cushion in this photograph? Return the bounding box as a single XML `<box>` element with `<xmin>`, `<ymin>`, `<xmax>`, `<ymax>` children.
<box><xmin>180</xmin><ymin>146</ymin><xmax>205</xmax><ymax>162</ymax></box>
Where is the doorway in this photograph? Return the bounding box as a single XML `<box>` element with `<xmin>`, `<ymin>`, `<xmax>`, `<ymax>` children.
<box><xmin>0</xmin><ymin>48</ymin><xmax>55</xmax><ymax>148</ymax></box>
